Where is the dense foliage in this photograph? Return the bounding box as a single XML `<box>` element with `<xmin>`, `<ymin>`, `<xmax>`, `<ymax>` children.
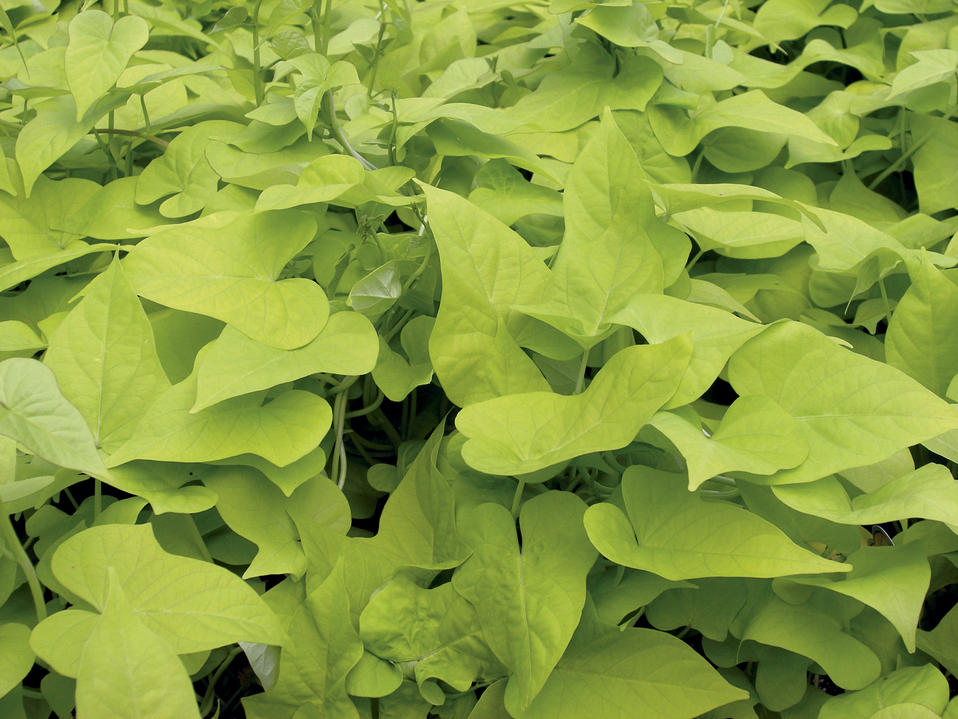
<box><xmin>1</xmin><ymin>0</ymin><xmax>958</xmax><ymax>717</ymax></box>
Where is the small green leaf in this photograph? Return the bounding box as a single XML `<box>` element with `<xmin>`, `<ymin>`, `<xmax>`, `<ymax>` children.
<box><xmin>371</xmin><ymin>315</ymin><xmax>434</xmax><ymax>402</ymax></box>
<box><xmin>584</xmin><ymin>467</ymin><xmax>849</xmax><ymax>580</ymax></box>
<box><xmin>65</xmin><ymin>10</ymin><xmax>148</xmax><ymax>120</ymax></box>
<box><xmin>0</xmin><ymin>358</ymin><xmax>107</xmax><ymax>477</ymax></box>
<box><xmin>456</xmin><ymin>338</ymin><xmax>691</xmax><ymax>476</ymax></box>
<box><xmin>649</xmin><ymin>396</ymin><xmax>808</xmax><ymax>490</ymax></box>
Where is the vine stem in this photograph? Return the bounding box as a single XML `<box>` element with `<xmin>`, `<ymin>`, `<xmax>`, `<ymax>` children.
<box><xmin>511</xmin><ymin>479</ymin><xmax>526</xmax><ymax>518</ymax></box>
<box><xmin>91</xmin><ymin>128</ymin><xmax>169</xmax><ymax>148</ymax></box>
<box><xmin>0</xmin><ymin>503</ymin><xmax>46</xmax><ymax>622</ymax></box>
<box><xmin>574</xmin><ymin>349</ymin><xmax>590</xmax><ymax>394</ymax></box>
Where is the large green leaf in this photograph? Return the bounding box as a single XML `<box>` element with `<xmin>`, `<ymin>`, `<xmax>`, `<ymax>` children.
<box><xmin>0</xmin><ymin>176</ymin><xmax>100</xmax><ymax>260</ymax></box>
<box><xmin>106</xmin><ymin>373</ymin><xmax>331</xmax><ymax>468</ymax></box>
<box><xmin>38</xmin><ymin>523</ymin><xmax>282</xmax><ymax>654</ymax></box>
<box><xmin>817</xmin><ymin>665</ymin><xmax>949</xmax><ymax>719</ymax></box>
<box><xmin>728</xmin><ymin>321</ymin><xmax>958</xmax><ymax>484</ymax></box>
<box><xmin>516</xmin><ymin>615</ymin><xmax>747</xmax><ymax>719</ymax></box>
<box><xmin>456</xmin><ymin>338</ymin><xmax>691</xmax><ymax>475</ymax></box>
<box><xmin>73</xmin><ymin>573</ymin><xmax>200</xmax><ymax>719</ymax></box>
<box><xmin>65</xmin><ymin>10</ymin><xmax>148</xmax><ymax>120</ymax></box>
<box><xmin>193</xmin><ymin>311</ymin><xmax>378</xmax><ymax>411</ymax></box>
<box><xmin>421</xmin><ymin>183</ymin><xmax>551</xmax><ymax>406</ymax></box>
<box><xmin>452</xmin><ymin>492</ymin><xmax>597</xmax><ymax>714</ymax></box>
<box><xmin>584</xmin><ymin>467</ymin><xmax>848</xmax><ymax>580</ymax></box>
<box><xmin>122</xmin><ymin>211</ymin><xmax>326</xmax><ymax>350</ymax></box>
<box><xmin>886</xmin><ymin>261</ymin><xmax>958</xmax><ymax>396</ymax></box>
<box><xmin>649</xmin><ymin>396</ymin><xmax>808</xmax><ymax>490</ymax></box>
<box><xmin>44</xmin><ymin>259</ymin><xmax>171</xmax><ymax>451</ymax></box>
<box><xmin>0</xmin><ymin>358</ymin><xmax>107</xmax><ymax>477</ymax></box>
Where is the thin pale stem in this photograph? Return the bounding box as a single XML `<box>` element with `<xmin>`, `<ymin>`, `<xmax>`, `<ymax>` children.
<box><xmin>0</xmin><ymin>505</ymin><xmax>46</xmax><ymax>621</ymax></box>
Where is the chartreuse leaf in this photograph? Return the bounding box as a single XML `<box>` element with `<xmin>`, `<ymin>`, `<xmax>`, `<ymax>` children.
<box><xmin>74</xmin><ymin>570</ymin><xmax>200</xmax><ymax>719</ymax></box>
<box><xmin>777</xmin><ymin>545</ymin><xmax>930</xmax><ymax>651</ymax></box>
<box><xmin>360</xmin><ymin>577</ymin><xmax>498</xmax><ymax>695</ymax></box>
<box><xmin>911</xmin><ymin>114</ymin><xmax>958</xmax><ymax>215</ymax></box>
<box><xmin>741</xmin><ymin>595</ymin><xmax>881</xmax><ymax>690</ymax></box>
<box><xmin>0</xmin><ymin>623</ymin><xmax>33</xmax><ymax>700</ymax></box>
<box><xmin>0</xmin><ymin>243</ymin><xmax>121</xmax><ymax>294</ymax></box>
<box><xmin>0</xmin><ymin>358</ymin><xmax>107</xmax><ymax>477</ymax></box>
<box><xmin>728</xmin><ymin>321</ymin><xmax>958</xmax><ymax>484</ymax></box>
<box><xmin>37</xmin><ymin>523</ymin><xmax>282</xmax><ymax>654</ymax></box>
<box><xmin>44</xmin><ymin>259</ymin><xmax>171</xmax><ymax>452</ymax></box>
<box><xmin>106</xmin><ymin>461</ymin><xmax>217</xmax><ymax>515</ymax></box>
<box><xmin>344</xmin><ymin>652</ymin><xmax>402</xmax><ymax>699</ymax></box>
<box><xmin>456</xmin><ymin>338</ymin><xmax>691</xmax><ymax>476</ymax></box>
<box><xmin>0</xmin><ymin>176</ymin><xmax>100</xmax><ymax>260</ymax></box>
<box><xmin>135</xmin><ymin>121</ymin><xmax>242</xmax><ymax>217</ymax></box>
<box><xmin>649</xmin><ymin>396</ymin><xmax>808</xmax><ymax>490</ymax></box>
<box><xmin>123</xmin><ymin>211</ymin><xmax>326</xmax><ymax>350</ymax></box>
<box><xmin>193</xmin><ymin>311</ymin><xmax>378</xmax><ymax>411</ymax></box>
<box><xmin>254</xmin><ymin>154</ymin><xmax>367</xmax><ymax>212</ymax></box>
<box><xmin>371</xmin><ymin>315</ymin><xmax>435</xmax><ymax>402</ymax></box>
<box><xmin>772</xmin><ymin>463</ymin><xmax>958</xmax><ymax>527</ymax></box>
<box><xmin>65</xmin><ymin>10</ymin><xmax>148</xmax><ymax>120</ymax></box>
<box><xmin>918</xmin><ymin>603</ymin><xmax>958</xmax><ymax>679</ymax></box>
<box><xmin>452</xmin><ymin>492</ymin><xmax>597</xmax><ymax>714</ymax></box>
<box><xmin>886</xmin><ymin>261</ymin><xmax>958</xmax><ymax>396</ymax></box>
<box><xmin>526</xmin><ymin>111</ymin><xmax>665</xmax><ymax>342</ymax></box>
<box><xmin>242</xmin><ymin>560</ymin><xmax>362</xmax><ymax>719</ymax></box>
<box><xmin>106</xmin><ymin>371</ymin><xmax>331</xmax><ymax>468</ymax></box>
<box><xmin>421</xmin><ymin>183</ymin><xmax>551</xmax><ymax>406</ymax></box>
<box><xmin>612</xmin><ymin>294</ymin><xmax>764</xmax><ymax>408</ymax></box>
<box><xmin>817</xmin><ymin>665</ymin><xmax>949</xmax><ymax>719</ymax></box>
<box><xmin>515</xmin><ymin>609</ymin><xmax>747</xmax><ymax>719</ymax></box>
<box><xmin>648</xmin><ymin>90</ymin><xmax>837</xmax><ymax>157</ymax></box>
<box><xmin>584</xmin><ymin>468</ymin><xmax>848</xmax><ymax>580</ymax></box>
<box><xmin>203</xmin><ymin>467</ymin><xmax>306</xmax><ymax>579</ymax></box>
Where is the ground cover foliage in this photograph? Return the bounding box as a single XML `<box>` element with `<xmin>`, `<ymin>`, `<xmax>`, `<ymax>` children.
<box><xmin>0</xmin><ymin>0</ymin><xmax>957</xmax><ymax>716</ymax></box>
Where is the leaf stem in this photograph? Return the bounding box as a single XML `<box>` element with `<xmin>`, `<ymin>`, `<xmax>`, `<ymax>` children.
<box><xmin>574</xmin><ymin>349</ymin><xmax>590</xmax><ymax>394</ymax></box>
<box><xmin>251</xmin><ymin>0</ymin><xmax>265</xmax><ymax>106</ymax></box>
<box><xmin>91</xmin><ymin>128</ymin><xmax>169</xmax><ymax>148</ymax></box>
<box><xmin>510</xmin><ymin>479</ymin><xmax>525</xmax><ymax>518</ymax></box>
<box><xmin>323</xmin><ymin>92</ymin><xmax>378</xmax><ymax>171</ymax></box>
<box><xmin>0</xmin><ymin>504</ymin><xmax>46</xmax><ymax>622</ymax></box>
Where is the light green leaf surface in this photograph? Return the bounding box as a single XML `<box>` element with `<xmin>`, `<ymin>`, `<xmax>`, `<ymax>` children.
<box><xmin>517</xmin><ymin>619</ymin><xmax>747</xmax><ymax>719</ymax></box>
<box><xmin>818</xmin><ymin>665</ymin><xmax>948</xmax><ymax>719</ymax></box>
<box><xmin>0</xmin><ymin>623</ymin><xmax>33</xmax><ymax>700</ymax></box>
<box><xmin>649</xmin><ymin>396</ymin><xmax>808</xmax><ymax>490</ymax></box>
<box><xmin>541</xmin><ymin>111</ymin><xmax>664</xmax><ymax>339</ymax></box>
<box><xmin>452</xmin><ymin>492</ymin><xmax>597</xmax><ymax>714</ymax></box>
<box><xmin>29</xmin><ymin>610</ymin><xmax>98</xmax><ymax>679</ymax></box>
<box><xmin>728</xmin><ymin>321</ymin><xmax>958</xmax><ymax>484</ymax></box>
<box><xmin>422</xmin><ymin>182</ymin><xmax>551</xmax><ymax>405</ymax></box>
<box><xmin>47</xmin><ymin>523</ymin><xmax>282</xmax><ymax>654</ymax></box>
<box><xmin>649</xmin><ymin>90</ymin><xmax>837</xmax><ymax>157</ymax></box>
<box><xmin>194</xmin><ymin>311</ymin><xmax>377</xmax><ymax>411</ymax></box>
<box><xmin>135</xmin><ymin>121</ymin><xmax>241</xmax><ymax>217</ymax></box>
<box><xmin>254</xmin><ymin>154</ymin><xmax>366</xmax><ymax>212</ymax></box>
<box><xmin>0</xmin><ymin>176</ymin><xmax>100</xmax><ymax>260</ymax></box>
<box><xmin>0</xmin><ymin>358</ymin><xmax>107</xmax><ymax>477</ymax></box>
<box><xmin>123</xmin><ymin>211</ymin><xmax>326</xmax><ymax>350</ymax></box>
<box><xmin>778</xmin><ymin>545</ymin><xmax>930</xmax><ymax>651</ymax></box>
<box><xmin>741</xmin><ymin>596</ymin><xmax>881</xmax><ymax>690</ymax></box>
<box><xmin>65</xmin><ymin>11</ymin><xmax>148</xmax><ymax>119</ymax></box>
<box><xmin>344</xmin><ymin>652</ymin><xmax>402</xmax><ymax>699</ymax></box>
<box><xmin>44</xmin><ymin>259</ymin><xmax>171</xmax><ymax>451</ymax></box>
<box><xmin>886</xmin><ymin>261</ymin><xmax>958</xmax><ymax>396</ymax></box>
<box><xmin>612</xmin><ymin>294</ymin><xmax>765</xmax><ymax>408</ymax></box>
<box><xmin>106</xmin><ymin>373</ymin><xmax>332</xmax><ymax>468</ymax></box>
<box><xmin>911</xmin><ymin>114</ymin><xmax>958</xmax><ymax>215</ymax></box>
<box><xmin>242</xmin><ymin>561</ymin><xmax>362</xmax><ymax>719</ymax></box>
<box><xmin>584</xmin><ymin>468</ymin><xmax>848</xmax><ymax>580</ymax></box>
<box><xmin>772</xmin><ymin>463</ymin><xmax>958</xmax><ymax>526</ymax></box>
<box><xmin>0</xmin><ymin>243</ymin><xmax>120</xmax><ymax>293</ymax></box>
<box><xmin>917</xmin><ymin>603</ymin><xmax>958</xmax><ymax>679</ymax></box>
<box><xmin>456</xmin><ymin>338</ymin><xmax>691</xmax><ymax>475</ymax></box>
<box><xmin>371</xmin><ymin>315</ymin><xmax>434</xmax><ymax>402</ymax></box>
<box><xmin>74</xmin><ymin>574</ymin><xmax>200</xmax><ymax>719</ymax></box>
<box><xmin>361</xmin><ymin>577</ymin><xmax>494</xmax><ymax>693</ymax></box>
